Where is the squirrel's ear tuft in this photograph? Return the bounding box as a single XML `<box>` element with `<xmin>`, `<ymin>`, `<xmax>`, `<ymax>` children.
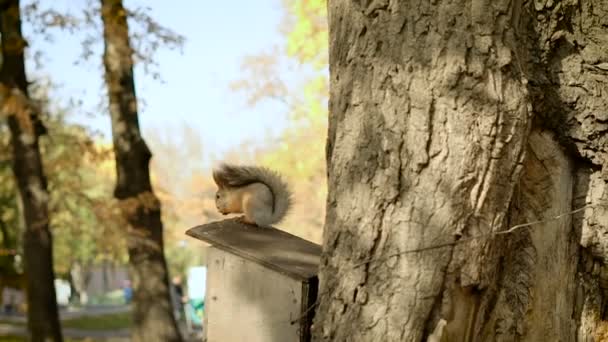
<box><xmin>212</xmin><ymin>168</ymin><xmax>224</xmax><ymax>188</ymax></box>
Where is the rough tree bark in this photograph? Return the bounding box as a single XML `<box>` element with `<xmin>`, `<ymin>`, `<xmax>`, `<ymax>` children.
<box><xmin>314</xmin><ymin>0</ymin><xmax>608</xmax><ymax>341</ymax></box>
<box><xmin>0</xmin><ymin>0</ymin><xmax>63</xmax><ymax>341</ymax></box>
<box><xmin>99</xmin><ymin>1</ymin><xmax>182</xmax><ymax>341</ymax></box>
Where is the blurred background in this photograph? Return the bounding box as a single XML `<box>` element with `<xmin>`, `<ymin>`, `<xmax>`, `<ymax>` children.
<box><xmin>0</xmin><ymin>0</ymin><xmax>327</xmax><ymax>339</ymax></box>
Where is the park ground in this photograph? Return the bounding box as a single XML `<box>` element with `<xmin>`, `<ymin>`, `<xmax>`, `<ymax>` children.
<box><xmin>0</xmin><ymin>305</ymin><xmax>202</xmax><ymax>341</ymax></box>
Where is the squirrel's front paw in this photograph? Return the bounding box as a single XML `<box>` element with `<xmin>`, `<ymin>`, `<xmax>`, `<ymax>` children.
<box><xmin>235</xmin><ymin>215</ymin><xmax>254</xmax><ymax>225</ymax></box>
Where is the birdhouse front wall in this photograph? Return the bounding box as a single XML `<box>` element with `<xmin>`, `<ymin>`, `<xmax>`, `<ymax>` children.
<box><xmin>205</xmin><ymin>246</ymin><xmax>305</xmax><ymax>342</ymax></box>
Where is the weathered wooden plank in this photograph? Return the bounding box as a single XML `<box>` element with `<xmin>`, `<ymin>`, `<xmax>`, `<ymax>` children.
<box><xmin>186</xmin><ymin>218</ymin><xmax>321</xmax><ymax>281</ymax></box>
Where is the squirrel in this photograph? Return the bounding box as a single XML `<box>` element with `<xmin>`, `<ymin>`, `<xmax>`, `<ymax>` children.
<box><xmin>212</xmin><ymin>163</ymin><xmax>293</xmax><ymax>227</ymax></box>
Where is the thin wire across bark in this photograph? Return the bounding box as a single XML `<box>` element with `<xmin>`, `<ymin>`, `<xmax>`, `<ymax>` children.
<box><xmin>290</xmin><ymin>202</ymin><xmax>601</xmax><ymax>326</ymax></box>
<box><xmin>353</xmin><ymin>203</ymin><xmax>596</xmax><ymax>268</ymax></box>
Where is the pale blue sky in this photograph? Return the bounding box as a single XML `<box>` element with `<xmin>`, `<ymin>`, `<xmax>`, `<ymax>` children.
<box><xmin>24</xmin><ymin>0</ymin><xmax>294</xmax><ymax>155</ymax></box>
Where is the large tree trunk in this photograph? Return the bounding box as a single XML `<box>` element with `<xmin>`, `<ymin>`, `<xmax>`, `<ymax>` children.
<box><xmin>99</xmin><ymin>1</ymin><xmax>182</xmax><ymax>341</ymax></box>
<box><xmin>314</xmin><ymin>0</ymin><xmax>608</xmax><ymax>341</ymax></box>
<box><xmin>0</xmin><ymin>0</ymin><xmax>63</xmax><ymax>341</ymax></box>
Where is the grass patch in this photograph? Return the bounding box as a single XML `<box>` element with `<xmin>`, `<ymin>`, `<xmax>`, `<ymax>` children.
<box><xmin>0</xmin><ymin>321</ymin><xmax>24</xmax><ymax>326</ymax></box>
<box><xmin>88</xmin><ymin>290</ymin><xmax>127</xmax><ymax>306</ymax></box>
<box><xmin>0</xmin><ymin>337</ymin><xmax>99</xmax><ymax>342</ymax></box>
<box><xmin>0</xmin><ymin>337</ymin><xmax>87</xmax><ymax>342</ymax></box>
<box><xmin>62</xmin><ymin>312</ymin><xmax>131</xmax><ymax>330</ymax></box>
<box><xmin>0</xmin><ymin>312</ymin><xmax>131</xmax><ymax>331</ymax></box>
<box><xmin>0</xmin><ymin>336</ymin><xmax>24</xmax><ymax>342</ymax></box>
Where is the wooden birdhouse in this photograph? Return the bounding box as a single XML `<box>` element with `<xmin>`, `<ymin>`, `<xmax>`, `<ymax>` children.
<box><xmin>186</xmin><ymin>219</ymin><xmax>321</xmax><ymax>342</ymax></box>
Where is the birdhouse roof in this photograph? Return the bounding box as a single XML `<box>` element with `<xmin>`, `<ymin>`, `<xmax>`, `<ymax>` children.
<box><xmin>186</xmin><ymin>219</ymin><xmax>321</xmax><ymax>282</ymax></box>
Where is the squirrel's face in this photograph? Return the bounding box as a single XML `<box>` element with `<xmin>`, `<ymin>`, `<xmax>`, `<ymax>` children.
<box><xmin>215</xmin><ymin>188</ymin><xmax>234</xmax><ymax>215</ymax></box>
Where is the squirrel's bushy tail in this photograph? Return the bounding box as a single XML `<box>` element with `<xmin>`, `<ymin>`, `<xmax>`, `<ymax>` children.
<box><xmin>213</xmin><ymin>163</ymin><xmax>293</xmax><ymax>225</ymax></box>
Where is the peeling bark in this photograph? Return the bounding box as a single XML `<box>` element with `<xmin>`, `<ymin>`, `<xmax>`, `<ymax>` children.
<box><xmin>100</xmin><ymin>1</ymin><xmax>182</xmax><ymax>341</ymax></box>
<box><xmin>315</xmin><ymin>0</ymin><xmax>608</xmax><ymax>341</ymax></box>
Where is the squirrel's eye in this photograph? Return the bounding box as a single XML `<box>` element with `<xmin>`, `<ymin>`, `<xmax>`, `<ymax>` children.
<box><xmin>215</xmin><ymin>193</ymin><xmax>220</xmax><ymax>199</ymax></box>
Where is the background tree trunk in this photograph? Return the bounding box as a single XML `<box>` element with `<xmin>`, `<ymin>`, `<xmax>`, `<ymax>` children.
<box><xmin>314</xmin><ymin>0</ymin><xmax>608</xmax><ymax>341</ymax></box>
<box><xmin>99</xmin><ymin>0</ymin><xmax>182</xmax><ymax>341</ymax></box>
<box><xmin>0</xmin><ymin>0</ymin><xmax>63</xmax><ymax>341</ymax></box>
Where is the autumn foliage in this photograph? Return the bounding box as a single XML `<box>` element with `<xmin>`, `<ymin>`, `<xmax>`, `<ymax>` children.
<box><xmin>0</xmin><ymin>0</ymin><xmax>330</xmax><ymax>310</ymax></box>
